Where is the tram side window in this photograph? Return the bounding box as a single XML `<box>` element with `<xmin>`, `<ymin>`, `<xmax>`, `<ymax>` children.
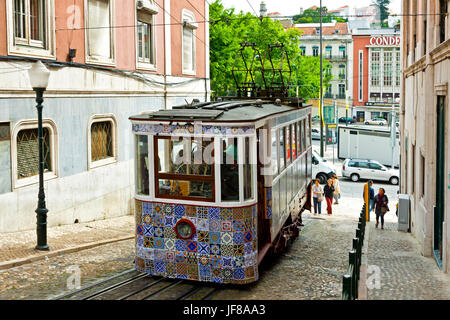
<box><xmin>136</xmin><ymin>135</ymin><xmax>149</xmax><ymax>195</ymax></box>
<box><xmin>301</xmin><ymin>120</ymin><xmax>306</xmax><ymax>151</ymax></box>
<box><xmin>279</xmin><ymin>128</ymin><xmax>286</xmax><ymax>173</ymax></box>
<box><xmin>279</xmin><ymin>128</ymin><xmax>285</xmax><ymax>171</ymax></box>
<box><xmin>271</xmin><ymin>130</ymin><xmax>278</xmax><ymax>175</ymax></box>
<box><xmin>221</xmin><ymin>137</ymin><xmax>239</xmax><ymax>202</ymax></box>
<box><xmin>286</xmin><ymin>126</ymin><xmax>291</xmax><ymax>165</ymax></box>
<box><xmin>292</xmin><ymin>124</ymin><xmax>297</xmax><ymax>160</ymax></box>
<box><xmin>243</xmin><ymin>137</ymin><xmax>254</xmax><ymax>201</ymax></box>
<box><xmin>306</xmin><ymin>115</ymin><xmax>311</xmax><ymax>148</ymax></box>
<box><xmin>155</xmin><ymin>137</ymin><xmax>214</xmax><ymax>201</ymax></box>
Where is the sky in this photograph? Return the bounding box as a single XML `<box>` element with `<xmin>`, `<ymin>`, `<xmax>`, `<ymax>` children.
<box><xmin>219</xmin><ymin>0</ymin><xmax>402</xmax><ymax>17</ymax></box>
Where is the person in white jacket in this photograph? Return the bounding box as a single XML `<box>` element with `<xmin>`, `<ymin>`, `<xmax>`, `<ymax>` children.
<box><xmin>332</xmin><ymin>175</ymin><xmax>341</xmax><ymax>205</ymax></box>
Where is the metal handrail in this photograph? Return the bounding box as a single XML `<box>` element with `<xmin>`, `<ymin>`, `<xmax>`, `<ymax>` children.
<box><xmin>342</xmin><ymin>203</ymin><xmax>367</xmax><ymax>300</ymax></box>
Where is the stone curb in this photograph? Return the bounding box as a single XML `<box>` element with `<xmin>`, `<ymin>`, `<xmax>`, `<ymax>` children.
<box><xmin>358</xmin><ymin>220</ymin><xmax>371</xmax><ymax>300</ymax></box>
<box><xmin>0</xmin><ymin>235</ymin><xmax>134</xmax><ymax>271</ymax></box>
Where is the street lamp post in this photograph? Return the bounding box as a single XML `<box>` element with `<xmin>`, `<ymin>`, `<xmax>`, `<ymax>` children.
<box><xmin>28</xmin><ymin>61</ymin><xmax>51</xmax><ymax>251</ymax></box>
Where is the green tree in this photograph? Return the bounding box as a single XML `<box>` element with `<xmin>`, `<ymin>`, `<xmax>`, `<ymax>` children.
<box><xmin>209</xmin><ymin>0</ymin><xmax>331</xmax><ymax>100</ymax></box>
<box><xmin>293</xmin><ymin>7</ymin><xmax>347</xmax><ymax>24</ymax></box>
<box><xmin>372</xmin><ymin>0</ymin><xmax>391</xmax><ymax>23</ymax></box>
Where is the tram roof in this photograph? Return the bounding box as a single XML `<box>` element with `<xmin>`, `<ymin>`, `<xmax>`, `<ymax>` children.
<box><xmin>129</xmin><ymin>100</ymin><xmax>309</xmax><ymax>123</ymax></box>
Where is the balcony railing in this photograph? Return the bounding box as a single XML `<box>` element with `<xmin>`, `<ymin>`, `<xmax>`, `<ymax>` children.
<box><xmin>324</xmin><ymin>54</ymin><xmax>347</xmax><ymax>61</ymax></box>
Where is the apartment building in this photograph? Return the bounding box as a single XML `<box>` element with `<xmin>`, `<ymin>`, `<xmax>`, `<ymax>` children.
<box><xmin>401</xmin><ymin>0</ymin><xmax>449</xmax><ymax>273</ymax></box>
<box><xmin>294</xmin><ymin>22</ymin><xmax>353</xmax><ymax>117</ymax></box>
<box><xmin>352</xmin><ymin>28</ymin><xmax>401</xmax><ymax>122</ymax></box>
<box><xmin>0</xmin><ymin>0</ymin><xmax>210</xmax><ymax>233</ymax></box>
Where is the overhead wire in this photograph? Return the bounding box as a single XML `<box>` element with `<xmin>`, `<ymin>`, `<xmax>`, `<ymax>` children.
<box><xmin>54</xmin><ymin>12</ymin><xmax>449</xmax><ymax>32</ymax></box>
<box><xmin>245</xmin><ymin>0</ymin><xmax>259</xmax><ymax>17</ymax></box>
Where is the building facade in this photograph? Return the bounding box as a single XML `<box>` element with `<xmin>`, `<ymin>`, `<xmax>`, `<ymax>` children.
<box><xmin>352</xmin><ymin>28</ymin><xmax>401</xmax><ymax>122</ymax></box>
<box><xmin>294</xmin><ymin>22</ymin><xmax>353</xmax><ymax>117</ymax></box>
<box><xmin>0</xmin><ymin>0</ymin><xmax>210</xmax><ymax>233</ymax></box>
<box><xmin>401</xmin><ymin>0</ymin><xmax>449</xmax><ymax>273</ymax></box>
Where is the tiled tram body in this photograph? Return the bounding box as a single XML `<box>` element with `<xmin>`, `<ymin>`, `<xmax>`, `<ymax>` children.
<box><xmin>130</xmin><ymin>100</ymin><xmax>313</xmax><ymax>284</ymax></box>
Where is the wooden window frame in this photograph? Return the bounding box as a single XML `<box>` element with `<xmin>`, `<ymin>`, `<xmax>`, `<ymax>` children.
<box><xmin>6</xmin><ymin>0</ymin><xmax>55</xmax><ymax>59</ymax></box>
<box><xmin>154</xmin><ymin>136</ymin><xmax>215</xmax><ymax>202</ymax></box>
<box><xmin>88</xmin><ymin>115</ymin><xmax>118</xmax><ymax>169</ymax></box>
<box><xmin>136</xmin><ymin>8</ymin><xmax>157</xmax><ymax>71</ymax></box>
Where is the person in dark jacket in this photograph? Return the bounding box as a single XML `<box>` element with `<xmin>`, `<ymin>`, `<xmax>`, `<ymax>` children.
<box><xmin>323</xmin><ymin>179</ymin><xmax>335</xmax><ymax>215</ymax></box>
<box><xmin>374</xmin><ymin>188</ymin><xmax>389</xmax><ymax>229</ymax></box>
<box><xmin>362</xmin><ymin>180</ymin><xmax>375</xmax><ymax>211</ymax></box>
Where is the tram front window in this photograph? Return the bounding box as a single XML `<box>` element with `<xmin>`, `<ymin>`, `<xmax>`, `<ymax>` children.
<box><xmin>136</xmin><ymin>135</ymin><xmax>149</xmax><ymax>195</ymax></box>
<box><xmin>221</xmin><ymin>138</ymin><xmax>239</xmax><ymax>202</ymax></box>
<box><xmin>155</xmin><ymin>137</ymin><xmax>214</xmax><ymax>201</ymax></box>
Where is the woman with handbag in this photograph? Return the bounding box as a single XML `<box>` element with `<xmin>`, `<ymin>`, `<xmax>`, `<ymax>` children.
<box><xmin>374</xmin><ymin>188</ymin><xmax>389</xmax><ymax>229</ymax></box>
<box><xmin>312</xmin><ymin>179</ymin><xmax>324</xmax><ymax>215</ymax></box>
<box><xmin>324</xmin><ymin>179</ymin><xmax>335</xmax><ymax>215</ymax></box>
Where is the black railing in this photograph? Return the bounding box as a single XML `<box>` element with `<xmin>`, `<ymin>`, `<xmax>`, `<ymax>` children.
<box><xmin>342</xmin><ymin>203</ymin><xmax>367</xmax><ymax>300</ymax></box>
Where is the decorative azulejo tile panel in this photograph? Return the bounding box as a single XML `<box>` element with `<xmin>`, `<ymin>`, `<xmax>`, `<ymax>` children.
<box><xmin>135</xmin><ymin>199</ymin><xmax>259</xmax><ymax>284</ymax></box>
<box><xmin>132</xmin><ymin>123</ymin><xmax>255</xmax><ymax>137</ymax></box>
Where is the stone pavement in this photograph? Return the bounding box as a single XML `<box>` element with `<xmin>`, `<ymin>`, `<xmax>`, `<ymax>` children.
<box><xmin>364</xmin><ymin>218</ymin><xmax>450</xmax><ymax>300</ymax></box>
<box><xmin>0</xmin><ymin>215</ymin><xmax>135</xmax><ymax>270</ymax></box>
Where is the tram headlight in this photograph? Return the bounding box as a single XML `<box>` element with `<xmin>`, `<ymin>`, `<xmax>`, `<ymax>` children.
<box><xmin>174</xmin><ymin>219</ymin><xmax>196</xmax><ymax>240</ymax></box>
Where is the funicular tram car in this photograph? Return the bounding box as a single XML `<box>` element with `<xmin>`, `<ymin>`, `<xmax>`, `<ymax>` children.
<box><xmin>130</xmin><ymin>99</ymin><xmax>313</xmax><ymax>284</ymax></box>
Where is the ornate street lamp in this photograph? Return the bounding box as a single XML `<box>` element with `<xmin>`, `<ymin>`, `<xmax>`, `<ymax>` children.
<box><xmin>28</xmin><ymin>60</ymin><xmax>51</xmax><ymax>251</ymax></box>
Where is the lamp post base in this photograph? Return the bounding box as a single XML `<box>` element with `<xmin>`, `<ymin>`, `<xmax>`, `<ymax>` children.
<box><xmin>35</xmin><ymin>244</ymin><xmax>50</xmax><ymax>251</ymax></box>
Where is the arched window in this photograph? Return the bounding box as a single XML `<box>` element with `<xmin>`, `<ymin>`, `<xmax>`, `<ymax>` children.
<box><xmin>12</xmin><ymin>119</ymin><xmax>58</xmax><ymax>189</ymax></box>
<box><xmin>88</xmin><ymin>115</ymin><xmax>118</xmax><ymax>169</ymax></box>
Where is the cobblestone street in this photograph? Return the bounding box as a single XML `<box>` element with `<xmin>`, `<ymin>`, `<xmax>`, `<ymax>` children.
<box><xmin>0</xmin><ymin>196</ymin><xmax>449</xmax><ymax>300</ymax></box>
<box><xmin>366</xmin><ymin>220</ymin><xmax>450</xmax><ymax>300</ymax></box>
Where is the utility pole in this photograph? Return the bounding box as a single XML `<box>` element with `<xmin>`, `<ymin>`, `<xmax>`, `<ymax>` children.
<box><xmin>319</xmin><ymin>0</ymin><xmax>324</xmax><ymax>157</ymax></box>
<box><xmin>345</xmin><ymin>90</ymin><xmax>349</xmax><ymax>126</ymax></box>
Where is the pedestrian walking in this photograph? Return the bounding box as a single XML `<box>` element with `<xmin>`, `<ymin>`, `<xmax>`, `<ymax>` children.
<box><xmin>323</xmin><ymin>179</ymin><xmax>335</xmax><ymax>215</ymax></box>
<box><xmin>332</xmin><ymin>174</ymin><xmax>341</xmax><ymax>204</ymax></box>
<box><xmin>312</xmin><ymin>179</ymin><xmax>323</xmax><ymax>215</ymax></box>
<box><xmin>374</xmin><ymin>188</ymin><xmax>389</xmax><ymax>229</ymax></box>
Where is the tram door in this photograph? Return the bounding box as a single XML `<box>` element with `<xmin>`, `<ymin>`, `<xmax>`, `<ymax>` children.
<box><xmin>257</xmin><ymin>126</ymin><xmax>271</xmax><ymax>255</ymax></box>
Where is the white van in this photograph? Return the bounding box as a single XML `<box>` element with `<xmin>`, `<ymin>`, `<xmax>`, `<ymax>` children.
<box><xmin>312</xmin><ymin>150</ymin><xmax>337</xmax><ymax>184</ymax></box>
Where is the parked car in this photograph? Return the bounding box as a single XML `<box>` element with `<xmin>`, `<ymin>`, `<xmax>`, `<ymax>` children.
<box><xmin>364</xmin><ymin>118</ymin><xmax>388</xmax><ymax>126</ymax></box>
<box><xmin>312</xmin><ymin>115</ymin><xmax>320</xmax><ymax>122</ymax></box>
<box><xmin>312</xmin><ymin>150</ymin><xmax>336</xmax><ymax>184</ymax></box>
<box><xmin>338</xmin><ymin>117</ymin><xmax>355</xmax><ymax>124</ymax></box>
<box><xmin>311</xmin><ymin>128</ymin><xmax>325</xmax><ymax>140</ymax></box>
<box><xmin>342</xmin><ymin>158</ymin><xmax>399</xmax><ymax>185</ymax></box>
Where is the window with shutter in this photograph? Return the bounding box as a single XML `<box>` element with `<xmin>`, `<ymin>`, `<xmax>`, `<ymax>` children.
<box><xmin>181</xmin><ymin>9</ymin><xmax>197</xmax><ymax>74</ymax></box>
<box><xmin>86</xmin><ymin>0</ymin><xmax>115</xmax><ymax>65</ymax></box>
